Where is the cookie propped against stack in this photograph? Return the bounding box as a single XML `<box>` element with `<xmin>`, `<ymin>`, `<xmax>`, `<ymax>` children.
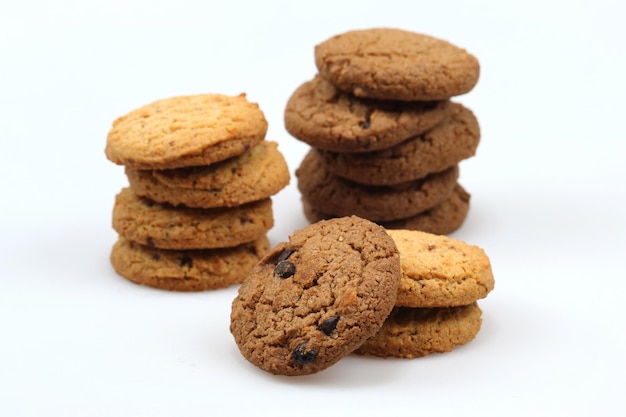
<box><xmin>285</xmin><ymin>28</ymin><xmax>482</xmax><ymax>235</ymax></box>
<box><xmin>229</xmin><ymin>217</ymin><xmax>494</xmax><ymax>375</ymax></box>
<box><xmin>105</xmin><ymin>94</ymin><xmax>290</xmax><ymax>291</ymax></box>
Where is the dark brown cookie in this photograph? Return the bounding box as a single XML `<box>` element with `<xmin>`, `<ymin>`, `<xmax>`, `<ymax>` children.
<box><xmin>315</xmin><ymin>28</ymin><xmax>480</xmax><ymax>101</ymax></box>
<box><xmin>110</xmin><ymin>236</ymin><xmax>270</xmax><ymax>291</ymax></box>
<box><xmin>284</xmin><ymin>75</ymin><xmax>450</xmax><ymax>153</ymax></box>
<box><xmin>318</xmin><ymin>103</ymin><xmax>480</xmax><ymax>185</ymax></box>
<box><xmin>112</xmin><ymin>187</ymin><xmax>273</xmax><ymax>250</ymax></box>
<box><xmin>354</xmin><ymin>303</ymin><xmax>483</xmax><ymax>358</ymax></box>
<box><xmin>125</xmin><ymin>141</ymin><xmax>290</xmax><ymax>208</ymax></box>
<box><xmin>296</xmin><ymin>150</ymin><xmax>459</xmax><ymax>222</ymax></box>
<box><xmin>302</xmin><ymin>184</ymin><xmax>470</xmax><ymax>235</ymax></box>
<box><xmin>230</xmin><ymin>216</ymin><xmax>401</xmax><ymax>376</ymax></box>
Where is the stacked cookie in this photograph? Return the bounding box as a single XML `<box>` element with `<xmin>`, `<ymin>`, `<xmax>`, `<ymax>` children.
<box><xmin>105</xmin><ymin>94</ymin><xmax>290</xmax><ymax>291</ymax></box>
<box><xmin>355</xmin><ymin>229</ymin><xmax>494</xmax><ymax>358</ymax></box>
<box><xmin>230</xmin><ymin>217</ymin><xmax>494</xmax><ymax>376</ymax></box>
<box><xmin>285</xmin><ymin>28</ymin><xmax>481</xmax><ymax>234</ymax></box>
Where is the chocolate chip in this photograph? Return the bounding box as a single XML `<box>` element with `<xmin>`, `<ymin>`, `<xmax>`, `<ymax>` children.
<box><xmin>274</xmin><ymin>260</ymin><xmax>295</xmax><ymax>279</ymax></box>
<box><xmin>276</xmin><ymin>248</ymin><xmax>295</xmax><ymax>263</ymax></box>
<box><xmin>180</xmin><ymin>255</ymin><xmax>193</xmax><ymax>268</ymax></box>
<box><xmin>292</xmin><ymin>342</ymin><xmax>317</xmax><ymax>366</ymax></box>
<box><xmin>320</xmin><ymin>316</ymin><xmax>340</xmax><ymax>336</ymax></box>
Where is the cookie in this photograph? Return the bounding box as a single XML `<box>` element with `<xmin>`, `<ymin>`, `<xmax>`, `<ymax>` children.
<box><xmin>126</xmin><ymin>141</ymin><xmax>290</xmax><ymax>208</ymax></box>
<box><xmin>315</xmin><ymin>28</ymin><xmax>480</xmax><ymax>101</ymax></box>
<box><xmin>230</xmin><ymin>216</ymin><xmax>401</xmax><ymax>376</ymax></box>
<box><xmin>110</xmin><ymin>235</ymin><xmax>270</xmax><ymax>291</ymax></box>
<box><xmin>354</xmin><ymin>303</ymin><xmax>483</xmax><ymax>358</ymax></box>
<box><xmin>302</xmin><ymin>184</ymin><xmax>470</xmax><ymax>235</ymax></box>
<box><xmin>318</xmin><ymin>103</ymin><xmax>480</xmax><ymax>185</ymax></box>
<box><xmin>112</xmin><ymin>187</ymin><xmax>273</xmax><ymax>250</ymax></box>
<box><xmin>386</xmin><ymin>229</ymin><xmax>494</xmax><ymax>308</ymax></box>
<box><xmin>284</xmin><ymin>75</ymin><xmax>450</xmax><ymax>153</ymax></box>
<box><xmin>105</xmin><ymin>93</ymin><xmax>267</xmax><ymax>170</ymax></box>
<box><xmin>296</xmin><ymin>150</ymin><xmax>459</xmax><ymax>222</ymax></box>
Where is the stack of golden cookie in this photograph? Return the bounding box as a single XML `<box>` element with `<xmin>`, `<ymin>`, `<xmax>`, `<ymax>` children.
<box><xmin>105</xmin><ymin>94</ymin><xmax>290</xmax><ymax>291</ymax></box>
<box><xmin>285</xmin><ymin>28</ymin><xmax>481</xmax><ymax>235</ymax></box>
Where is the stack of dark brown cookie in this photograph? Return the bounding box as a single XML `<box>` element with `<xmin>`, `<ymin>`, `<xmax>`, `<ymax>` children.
<box><xmin>104</xmin><ymin>94</ymin><xmax>290</xmax><ymax>291</ymax></box>
<box><xmin>285</xmin><ymin>28</ymin><xmax>481</xmax><ymax>234</ymax></box>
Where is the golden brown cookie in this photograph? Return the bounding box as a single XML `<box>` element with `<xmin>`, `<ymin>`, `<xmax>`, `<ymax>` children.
<box><xmin>315</xmin><ymin>28</ymin><xmax>480</xmax><ymax>101</ymax></box>
<box><xmin>284</xmin><ymin>75</ymin><xmax>450</xmax><ymax>153</ymax></box>
<box><xmin>105</xmin><ymin>93</ymin><xmax>267</xmax><ymax>170</ymax></box>
<box><xmin>110</xmin><ymin>235</ymin><xmax>270</xmax><ymax>291</ymax></box>
<box><xmin>318</xmin><ymin>103</ymin><xmax>480</xmax><ymax>185</ymax></box>
<box><xmin>126</xmin><ymin>141</ymin><xmax>290</xmax><ymax>208</ymax></box>
<box><xmin>386</xmin><ymin>229</ymin><xmax>494</xmax><ymax>308</ymax></box>
<box><xmin>302</xmin><ymin>184</ymin><xmax>470</xmax><ymax>235</ymax></box>
<box><xmin>296</xmin><ymin>150</ymin><xmax>458</xmax><ymax>222</ymax></box>
<box><xmin>230</xmin><ymin>216</ymin><xmax>401</xmax><ymax>376</ymax></box>
<box><xmin>112</xmin><ymin>187</ymin><xmax>273</xmax><ymax>250</ymax></box>
<box><xmin>354</xmin><ymin>303</ymin><xmax>483</xmax><ymax>358</ymax></box>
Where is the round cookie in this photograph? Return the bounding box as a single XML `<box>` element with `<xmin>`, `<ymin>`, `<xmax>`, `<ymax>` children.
<box><xmin>296</xmin><ymin>150</ymin><xmax>458</xmax><ymax>222</ymax></box>
<box><xmin>126</xmin><ymin>141</ymin><xmax>290</xmax><ymax>208</ymax></box>
<box><xmin>284</xmin><ymin>75</ymin><xmax>451</xmax><ymax>153</ymax></box>
<box><xmin>230</xmin><ymin>216</ymin><xmax>401</xmax><ymax>376</ymax></box>
<box><xmin>354</xmin><ymin>303</ymin><xmax>483</xmax><ymax>358</ymax></box>
<box><xmin>315</xmin><ymin>28</ymin><xmax>480</xmax><ymax>101</ymax></box>
<box><xmin>302</xmin><ymin>184</ymin><xmax>470</xmax><ymax>235</ymax></box>
<box><xmin>112</xmin><ymin>187</ymin><xmax>273</xmax><ymax>250</ymax></box>
<box><xmin>318</xmin><ymin>103</ymin><xmax>480</xmax><ymax>185</ymax></box>
<box><xmin>110</xmin><ymin>235</ymin><xmax>270</xmax><ymax>291</ymax></box>
<box><xmin>105</xmin><ymin>93</ymin><xmax>267</xmax><ymax>170</ymax></box>
<box><xmin>386</xmin><ymin>229</ymin><xmax>494</xmax><ymax>308</ymax></box>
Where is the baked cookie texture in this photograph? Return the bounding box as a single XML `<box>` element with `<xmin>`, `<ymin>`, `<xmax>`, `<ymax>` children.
<box><xmin>354</xmin><ymin>303</ymin><xmax>483</xmax><ymax>358</ymax></box>
<box><xmin>110</xmin><ymin>236</ymin><xmax>270</xmax><ymax>291</ymax></box>
<box><xmin>230</xmin><ymin>216</ymin><xmax>401</xmax><ymax>376</ymax></box>
<box><xmin>296</xmin><ymin>150</ymin><xmax>459</xmax><ymax>222</ymax></box>
<box><xmin>302</xmin><ymin>184</ymin><xmax>471</xmax><ymax>236</ymax></box>
<box><xmin>105</xmin><ymin>93</ymin><xmax>267</xmax><ymax>170</ymax></box>
<box><xmin>315</xmin><ymin>28</ymin><xmax>480</xmax><ymax>101</ymax></box>
<box><xmin>112</xmin><ymin>188</ymin><xmax>273</xmax><ymax>250</ymax></box>
<box><xmin>386</xmin><ymin>229</ymin><xmax>494</xmax><ymax>308</ymax></box>
<box><xmin>284</xmin><ymin>75</ymin><xmax>451</xmax><ymax>153</ymax></box>
<box><xmin>126</xmin><ymin>141</ymin><xmax>290</xmax><ymax>208</ymax></box>
<box><xmin>286</xmin><ymin>27</ymin><xmax>482</xmax><ymax>235</ymax></box>
<box><xmin>105</xmin><ymin>94</ymin><xmax>289</xmax><ymax>291</ymax></box>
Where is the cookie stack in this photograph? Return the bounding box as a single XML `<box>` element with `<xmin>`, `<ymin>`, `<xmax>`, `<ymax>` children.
<box><xmin>105</xmin><ymin>94</ymin><xmax>290</xmax><ymax>291</ymax></box>
<box><xmin>354</xmin><ymin>229</ymin><xmax>494</xmax><ymax>359</ymax></box>
<box><xmin>230</xmin><ymin>217</ymin><xmax>494</xmax><ymax>376</ymax></box>
<box><xmin>285</xmin><ymin>28</ymin><xmax>481</xmax><ymax>234</ymax></box>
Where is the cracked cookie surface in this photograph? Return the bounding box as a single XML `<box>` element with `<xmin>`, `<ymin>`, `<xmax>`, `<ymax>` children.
<box><xmin>386</xmin><ymin>229</ymin><xmax>494</xmax><ymax>308</ymax></box>
<box><xmin>230</xmin><ymin>216</ymin><xmax>401</xmax><ymax>375</ymax></box>
<box><xmin>110</xmin><ymin>235</ymin><xmax>270</xmax><ymax>291</ymax></box>
<box><xmin>284</xmin><ymin>75</ymin><xmax>450</xmax><ymax>152</ymax></box>
<box><xmin>105</xmin><ymin>93</ymin><xmax>267</xmax><ymax>169</ymax></box>
<box><xmin>355</xmin><ymin>303</ymin><xmax>483</xmax><ymax>358</ymax></box>
<box><xmin>296</xmin><ymin>150</ymin><xmax>459</xmax><ymax>222</ymax></box>
<box><xmin>318</xmin><ymin>103</ymin><xmax>480</xmax><ymax>185</ymax></box>
<box><xmin>315</xmin><ymin>28</ymin><xmax>479</xmax><ymax>101</ymax></box>
<box><xmin>112</xmin><ymin>187</ymin><xmax>273</xmax><ymax>250</ymax></box>
<box><xmin>126</xmin><ymin>141</ymin><xmax>290</xmax><ymax>208</ymax></box>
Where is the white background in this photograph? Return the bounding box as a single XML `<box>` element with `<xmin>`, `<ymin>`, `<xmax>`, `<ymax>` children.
<box><xmin>1</xmin><ymin>1</ymin><xmax>625</xmax><ymax>416</ymax></box>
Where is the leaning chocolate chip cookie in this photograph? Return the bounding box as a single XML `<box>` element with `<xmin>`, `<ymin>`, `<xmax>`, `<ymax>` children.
<box><xmin>315</xmin><ymin>28</ymin><xmax>480</xmax><ymax>101</ymax></box>
<box><xmin>230</xmin><ymin>216</ymin><xmax>401</xmax><ymax>376</ymax></box>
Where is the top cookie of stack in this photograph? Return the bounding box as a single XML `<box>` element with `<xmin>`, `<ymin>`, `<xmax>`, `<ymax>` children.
<box><xmin>105</xmin><ymin>93</ymin><xmax>290</xmax><ymax>291</ymax></box>
<box><xmin>285</xmin><ymin>28</ymin><xmax>481</xmax><ymax>235</ymax></box>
